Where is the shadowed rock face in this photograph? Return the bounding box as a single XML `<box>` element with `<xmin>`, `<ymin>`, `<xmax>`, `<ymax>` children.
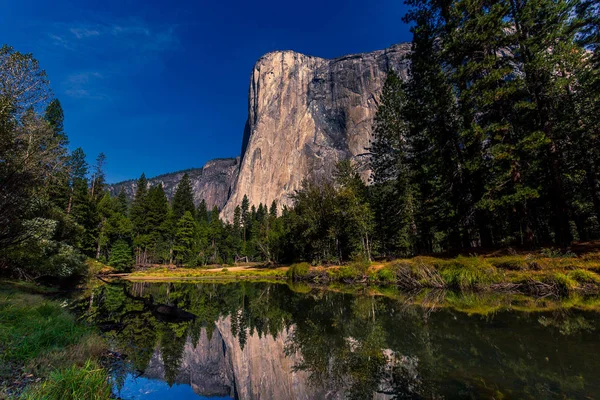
<box><xmin>221</xmin><ymin>43</ymin><xmax>410</xmax><ymax>220</ymax></box>
<box><xmin>108</xmin><ymin>157</ymin><xmax>239</xmax><ymax>210</ymax></box>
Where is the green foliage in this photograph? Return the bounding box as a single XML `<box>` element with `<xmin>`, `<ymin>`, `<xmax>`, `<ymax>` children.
<box><xmin>108</xmin><ymin>240</ymin><xmax>132</xmax><ymax>272</ymax></box>
<box><xmin>286</xmin><ymin>262</ymin><xmax>311</xmax><ymax>280</ymax></box>
<box><xmin>546</xmin><ymin>273</ymin><xmax>579</xmax><ymax>295</ymax></box>
<box><xmin>0</xmin><ymin>287</ymin><xmax>96</xmax><ymax>375</ymax></box>
<box><xmin>438</xmin><ymin>257</ymin><xmax>499</xmax><ymax>289</ymax></box>
<box><xmin>568</xmin><ymin>269</ymin><xmax>600</xmax><ymax>285</ymax></box>
<box><xmin>540</xmin><ymin>248</ymin><xmax>577</xmax><ymax>259</ymax></box>
<box><xmin>172</xmin><ymin>173</ymin><xmax>196</xmax><ymax>222</ymax></box>
<box><xmin>23</xmin><ymin>360</ymin><xmax>111</xmax><ymax>400</ymax></box>
<box><xmin>375</xmin><ymin>268</ymin><xmax>396</xmax><ymax>283</ymax></box>
<box><xmin>348</xmin><ymin>254</ymin><xmax>371</xmax><ymax>276</ymax></box>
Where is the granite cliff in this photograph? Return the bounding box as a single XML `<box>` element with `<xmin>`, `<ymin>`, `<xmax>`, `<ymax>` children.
<box><xmin>142</xmin><ymin>317</ymin><xmax>408</xmax><ymax>399</ymax></box>
<box><xmin>221</xmin><ymin>43</ymin><xmax>410</xmax><ymax>220</ymax></box>
<box><xmin>109</xmin><ymin>44</ymin><xmax>410</xmax><ymax>218</ymax></box>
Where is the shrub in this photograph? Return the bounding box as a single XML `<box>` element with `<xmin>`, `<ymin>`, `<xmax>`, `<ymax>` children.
<box><xmin>388</xmin><ymin>261</ymin><xmax>446</xmax><ymax>289</ymax></box>
<box><xmin>546</xmin><ymin>273</ymin><xmax>578</xmax><ymax>295</ymax></box>
<box><xmin>23</xmin><ymin>360</ymin><xmax>111</xmax><ymax>400</ymax></box>
<box><xmin>376</xmin><ymin>268</ymin><xmax>396</xmax><ymax>283</ymax></box>
<box><xmin>489</xmin><ymin>256</ymin><xmax>529</xmax><ymax>271</ymax></box>
<box><xmin>336</xmin><ymin>266</ymin><xmax>361</xmax><ymax>280</ymax></box>
<box><xmin>438</xmin><ymin>256</ymin><xmax>499</xmax><ymax>289</ymax></box>
<box><xmin>540</xmin><ymin>248</ymin><xmax>577</xmax><ymax>259</ymax></box>
<box><xmin>568</xmin><ymin>269</ymin><xmax>600</xmax><ymax>284</ymax></box>
<box><xmin>348</xmin><ymin>254</ymin><xmax>371</xmax><ymax>276</ymax></box>
<box><xmin>286</xmin><ymin>262</ymin><xmax>311</xmax><ymax>280</ymax></box>
<box><xmin>108</xmin><ymin>240</ymin><xmax>133</xmax><ymax>272</ymax></box>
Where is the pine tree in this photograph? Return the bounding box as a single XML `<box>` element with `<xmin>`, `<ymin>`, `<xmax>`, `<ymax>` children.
<box><xmin>131</xmin><ymin>173</ymin><xmax>149</xmax><ymax>236</ymax></box>
<box><xmin>146</xmin><ymin>184</ymin><xmax>170</xmax><ymax>262</ymax></box>
<box><xmin>269</xmin><ymin>201</ymin><xmax>278</xmax><ymax>218</ymax></box>
<box><xmin>44</xmin><ymin>99</ymin><xmax>67</xmax><ymax>145</ymax></box>
<box><xmin>117</xmin><ymin>189</ymin><xmax>129</xmax><ymax>215</ymax></box>
<box><xmin>208</xmin><ymin>205</ymin><xmax>224</xmax><ymax>263</ymax></box>
<box><xmin>131</xmin><ymin>173</ymin><xmax>149</xmax><ymax>265</ymax></box>
<box><xmin>241</xmin><ymin>195</ymin><xmax>250</xmax><ymax>244</ymax></box>
<box><xmin>66</xmin><ymin>148</ymin><xmax>88</xmax><ymax>215</ymax></box>
<box><xmin>172</xmin><ymin>173</ymin><xmax>196</xmax><ymax>222</ymax></box>
<box><xmin>90</xmin><ymin>152</ymin><xmax>106</xmax><ymax>201</ymax></box>
<box><xmin>403</xmin><ymin>2</ymin><xmax>465</xmax><ymax>252</ymax></box>
<box><xmin>196</xmin><ymin>199</ymin><xmax>208</xmax><ymax>224</ymax></box>
<box><xmin>109</xmin><ymin>239</ymin><xmax>132</xmax><ymax>272</ymax></box>
<box><xmin>174</xmin><ymin>211</ymin><xmax>197</xmax><ymax>265</ymax></box>
<box><xmin>368</xmin><ymin>72</ymin><xmax>416</xmax><ymax>255</ymax></box>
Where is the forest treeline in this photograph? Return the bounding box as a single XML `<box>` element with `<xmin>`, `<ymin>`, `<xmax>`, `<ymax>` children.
<box><xmin>369</xmin><ymin>0</ymin><xmax>600</xmax><ymax>254</ymax></box>
<box><xmin>1</xmin><ymin>0</ymin><xmax>599</xmax><ymax>277</ymax></box>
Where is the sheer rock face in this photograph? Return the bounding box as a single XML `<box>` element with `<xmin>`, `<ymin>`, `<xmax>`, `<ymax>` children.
<box><xmin>221</xmin><ymin>43</ymin><xmax>410</xmax><ymax>220</ymax></box>
<box><xmin>215</xmin><ymin>317</ymin><xmax>328</xmax><ymax>400</ymax></box>
<box><xmin>108</xmin><ymin>157</ymin><xmax>239</xmax><ymax>210</ymax></box>
<box><xmin>144</xmin><ymin>328</ymin><xmax>235</xmax><ymax>397</ymax></box>
<box><xmin>143</xmin><ymin>318</ymin><xmax>330</xmax><ymax>399</ymax></box>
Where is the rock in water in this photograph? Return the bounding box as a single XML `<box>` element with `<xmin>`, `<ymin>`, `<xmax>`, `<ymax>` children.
<box><xmin>221</xmin><ymin>43</ymin><xmax>410</xmax><ymax>220</ymax></box>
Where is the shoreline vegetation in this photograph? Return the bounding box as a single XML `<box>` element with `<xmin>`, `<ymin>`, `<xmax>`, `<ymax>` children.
<box><xmin>110</xmin><ymin>247</ymin><xmax>600</xmax><ymax>298</ymax></box>
<box><xmin>2</xmin><ymin>248</ymin><xmax>600</xmax><ymax>397</ymax></box>
<box><xmin>0</xmin><ymin>282</ymin><xmax>111</xmax><ymax>400</ymax></box>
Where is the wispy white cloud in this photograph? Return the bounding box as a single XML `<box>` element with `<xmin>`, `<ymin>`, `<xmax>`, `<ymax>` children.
<box><xmin>43</xmin><ymin>17</ymin><xmax>180</xmax><ymax>101</ymax></box>
<box><xmin>70</xmin><ymin>27</ymin><xmax>100</xmax><ymax>39</ymax></box>
<box><xmin>63</xmin><ymin>71</ymin><xmax>108</xmax><ymax>100</ymax></box>
<box><xmin>48</xmin><ymin>33</ymin><xmax>74</xmax><ymax>50</ymax></box>
<box><xmin>47</xmin><ymin>18</ymin><xmax>180</xmax><ymax>53</ymax></box>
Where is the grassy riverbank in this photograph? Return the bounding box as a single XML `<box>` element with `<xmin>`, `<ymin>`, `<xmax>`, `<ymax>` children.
<box><xmin>114</xmin><ymin>249</ymin><xmax>600</xmax><ymax>297</ymax></box>
<box><xmin>0</xmin><ymin>282</ymin><xmax>110</xmax><ymax>399</ymax></box>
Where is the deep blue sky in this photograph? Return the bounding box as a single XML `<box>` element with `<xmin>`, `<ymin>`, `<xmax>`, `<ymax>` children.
<box><xmin>1</xmin><ymin>0</ymin><xmax>412</xmax><ymax>183</ymax></box>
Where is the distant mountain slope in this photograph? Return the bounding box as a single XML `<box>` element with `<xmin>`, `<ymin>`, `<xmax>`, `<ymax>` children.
<box><xmin>108</xmin><ymin>157</ymin><xmax>239</xmax><ymax>210</ymax></box>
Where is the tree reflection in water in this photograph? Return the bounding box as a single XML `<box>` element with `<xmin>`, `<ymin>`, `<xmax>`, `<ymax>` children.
<box><xmin>75</xmin><ymin>281</ymin><xmax>600</xmax><ymax>399</ymax></box>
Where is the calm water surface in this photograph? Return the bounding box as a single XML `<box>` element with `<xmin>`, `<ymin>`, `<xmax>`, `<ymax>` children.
<box><xmin>78</xmin><ymin>281</ymin><xmax>600</xmax><ymax>399</ymax></box>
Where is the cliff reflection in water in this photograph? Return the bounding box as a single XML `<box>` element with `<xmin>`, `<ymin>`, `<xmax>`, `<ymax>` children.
<box><xmin>80</xmin><ymin>281</ymin><xmax>600</xmax><ymax>399</ymax></box>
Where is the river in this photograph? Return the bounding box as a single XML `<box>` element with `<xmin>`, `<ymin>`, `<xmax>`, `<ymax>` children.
<box><xmin>78</xmin><ymin>281</ymin><xmax>600</xmax><ymax>399</ymax></box>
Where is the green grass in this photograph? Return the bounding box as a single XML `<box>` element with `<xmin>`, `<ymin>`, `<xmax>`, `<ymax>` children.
<box><xmin>22</xmin><ymin>360</ymin><xmax>111</xmax><ymax>400</ymax></box>
<box><xmin>568</xmin><ymin>269</ymin><xmax>600</xmax><ymax>284</ymax></box>
<box><xmin>121</xmin><ymin>251</ymin><xmax>600</xmax><ymax>296</ymax></box>
<box><xmin>437</xmin><ymin>256</ymin><xmax>500</xmax><ymax>289</ymax></box>
<box><xmin>0</xmin><ymin>281</ymin><xmax>108</xmax><ymax>398</ymax></box>
<box><xmin>0</xmin><ymin>300</ymin><xmax>90</xmax><ymax>365</ymax></box>
<box><xmin>286</xmin><ymin>262</ymin><xmax>311</xmax><ymax>279</ymax></box>
<box><xmin>128</xmin><ymin>266</ymin><xmax>288</xmax><ymax>280</ymax></box>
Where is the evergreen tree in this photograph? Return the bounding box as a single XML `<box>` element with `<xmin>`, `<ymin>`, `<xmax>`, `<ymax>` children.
<box><xmin>196</xmin><ymin>199</ymin><xmax>208</xmax><ymax>224</ymax></box>
<box><xmin>208</xmin><ymin>205</ymin><xmax>224</xmax><ymax>263</ymax></box>
<box><xmin>174</xmin><ymin>211</ymin><xmax>197</xmax><ymax>264</ymax></box>
<box><xmin>369</xmin><ymin>73</ymin><xmax>416</xmax><ymax>256</ymax></box>
<box><xmin>109</xmin><ymin>239</ymin><xmax>132</xmax><ymax>272</ymax></box>
<box><xmin>146</xmin><ymin>184</ymin><xmax>170</xmax><ymax>262</ymax></box>
<box><xmin>172</xmin><ymin>173</ymin><xmax>196</xmax><ymax>222</ymax></box>
<box><xmin>241</xmin><ymin>194</ymin><xmax>250</xmax><ymax>243</ymax></box>
<box><xmin>403</xmin><ymin>2</ymin><xmax>464</xmax><ymax>252</ymax></box>
<box><xmin>131</xmin><ymin>173</ymin><xmax>149</xmax><ymax>236</ymax></box>
<box><xmin>90</xmin><ymin>152</ymin><xmax>106</xmax><ymax>201</ymax></box>
<box><xmin>117</xmin><ymin>189</ymin><xmax>129</xmax><ymax>215</ymax></box>
<box><xmin>44</xmin><ymin>98</ymin><xmax>67</xmax><ymax>145</ymax></box>
<box><xmin>66</xmin><ymin>148</ymin><xmax>88</xmax><ymax>215</ymax></box>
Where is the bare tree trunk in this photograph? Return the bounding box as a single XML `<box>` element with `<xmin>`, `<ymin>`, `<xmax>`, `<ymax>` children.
<box><xmin>66</xmin><ymin>187</ymin><xmax>73</xmax><ymax>215</ymax></box>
